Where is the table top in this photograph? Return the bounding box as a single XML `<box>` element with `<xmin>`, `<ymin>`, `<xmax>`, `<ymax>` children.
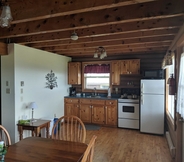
<box><xmin>5</xmin><ymin>137</ymin><xmax>87</xmax><ymax>162</ymax></box>
<box><xmin>17</xmin><ymin>119</ymin><xmax>51</xmax><ymax>127</ymax></box>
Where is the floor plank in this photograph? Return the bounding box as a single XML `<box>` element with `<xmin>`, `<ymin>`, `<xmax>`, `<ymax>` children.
<box><xmin>86</xmin><ymin>127</ymin><xmax>174</xmax><ymax>162</ymax></box>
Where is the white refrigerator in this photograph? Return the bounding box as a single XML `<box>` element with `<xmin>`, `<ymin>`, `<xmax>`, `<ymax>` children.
<box><xmin>140</xmin><ymin>79</ymin><xmax>165</xmax><ymax>135</ymax></box>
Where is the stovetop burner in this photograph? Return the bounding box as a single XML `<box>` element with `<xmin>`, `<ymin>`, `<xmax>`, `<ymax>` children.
<box><xmin>118</xmin><ymin>98</ymin><xmax>139</xmax><ymax>103</ymax></box>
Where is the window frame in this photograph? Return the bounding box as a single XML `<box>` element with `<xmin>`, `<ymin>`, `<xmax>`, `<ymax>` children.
<box><xmin>166</xmin><ymin>52</ymin><xmax>176</xmax><ymax>128</ymax></box>
<box><xmin>82</xmin><ymin>61</ymin><xmax>111</xmax><ymax>93</ymax></box>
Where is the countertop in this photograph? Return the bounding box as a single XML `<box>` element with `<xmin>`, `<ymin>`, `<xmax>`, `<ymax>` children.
<box><xmin>64</xmin><ymin>96</ymin><xmax>119</xmax><ymax>100</ymax></box>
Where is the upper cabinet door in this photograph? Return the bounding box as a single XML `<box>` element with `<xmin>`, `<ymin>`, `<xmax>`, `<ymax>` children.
<box><xmin>120</xmin><ymin>59</ymin><xmax>140</xmax><ymax>74</ymax></box>
<box><xmin>111</xmin><ymin>61</ymin><xmax>120</xmax><ymax>85</ymax></box>
<box><xmin>129</xmin><ymin>59</ymin><xmax>140</xmax><ymax>74</ymax></box>
<box><xmin>68</xmin><ymin>62</ymin><xmax>81</xmax><ymax>85</ymax></box>
<box><xmin>120</xmin><ymin>60</ymin><xmax>129</xmax><ymax>74</ymax></box>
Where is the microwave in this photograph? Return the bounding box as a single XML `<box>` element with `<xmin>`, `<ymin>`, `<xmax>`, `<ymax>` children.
<box><xmin>142</xmin><ymin>69</ymin><xmax>164</xmax><ymax>79</ymax></box>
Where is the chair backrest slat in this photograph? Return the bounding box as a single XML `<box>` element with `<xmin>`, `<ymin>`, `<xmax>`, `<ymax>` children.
<box><xmin>51</xmin><ymin>115</ymin><xmax>86</xmax><ymax>143</ymax></box>
<box><xmin>0</xmin><ymin>125</ymin><xmax>11</xmax><ymax>147</ymax></box>
<box><xmin>81</xmin><ymin>135</ymin><xmax>97</xmax><ymax>162</ymax></box>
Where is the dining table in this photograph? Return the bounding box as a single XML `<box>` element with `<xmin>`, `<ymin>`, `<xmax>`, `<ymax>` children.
<box><xmin>5</xmin><ymin>137</ymin><xmax>87</xmax><ymax>162</ymax></box>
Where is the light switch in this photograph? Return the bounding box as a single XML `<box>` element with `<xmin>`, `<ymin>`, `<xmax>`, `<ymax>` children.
<box><xmin>6</xmin><ymin>81</ymin><xmax>9</xmax><ymax>86</ymax></box>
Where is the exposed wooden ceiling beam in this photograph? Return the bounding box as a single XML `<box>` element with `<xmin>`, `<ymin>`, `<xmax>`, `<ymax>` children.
<box><xmin>0</xmin><ymin>0</ymin><xmax>183</xmax><ymax>38</ymax></box>
<box><xmin>27</xmin><ymin>28</ymin><xmax>178</xmax><ymax>48</ymax></box>
<box><xmin>55</xmin><ymin>47</ymin><xmax>168</xmax><ymax>56</ymax></box>
<box><xmin>11</xmin><ymin>0</ymin><xmax>156</xmax><ymax>24</ymax></box>
<box><xmin>41</xmin><ymin>35</ymin><xmax>174</xmax><ymax>51</ymax></box>
<box><xmin>8</xmin><ymin>17</ymin><xmax>182</xmax><ymax>43</ymax></box>
<box><xmin>46</xmin><ymin>41</ymin><xmax>171</xmax><ymax>53</ymax></box>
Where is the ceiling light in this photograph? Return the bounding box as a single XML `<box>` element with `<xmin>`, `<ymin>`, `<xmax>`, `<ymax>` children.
<box><xmin>0</xmin><ymin>2</ymin><xmax>13</xmax><ymax>28</ymax></box>
<box><xmin>93</xmin><ymin>47</ymin><xmax>107</xmax><ymax>59</ymax></box>
<box><xmin>71</xmin><ymin>31</ymin><xmax>78</xmax><ymax>41</ymax></box>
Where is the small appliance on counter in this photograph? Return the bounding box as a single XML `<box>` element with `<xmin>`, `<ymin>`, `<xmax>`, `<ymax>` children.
<box><xmin>69</xmin><ymin>87</ymin><xmax>76</xmax><ymax>96</ymax></box>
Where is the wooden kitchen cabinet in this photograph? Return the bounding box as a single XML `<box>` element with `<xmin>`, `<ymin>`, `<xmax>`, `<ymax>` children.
<box><xmin>68</xmin><ymin>62</ymin><xmax>81</xmax><ymax>85</ymax></box>
<box><xmin>80</xmin><ymin>98</ymin><xmax>117</xmax><ymax>126</ymax></box>
<box><xmin>64</xmin><ymin>98</ymin><xmax>79</xmax><ymax>117</ymax></box>
<box><xmin>120</xmin><ymin>59</ymin><xmax>140</xmax><ymax>74</ymax></box>
<box><xmin>65</xmin><ymin>98</ymin><xmax>117</xmax><ymax>127</ymax></box>
<box><xmin>79</xmin><ymin>99</ymin><xmax>92</xmax><ymax>123</ymax></box>
<box><xmin>111</xmin><ymin>60</ymin><xmax>121</xmax><ymax>85</ymax></box>
<box><xmin>91</xmin><ymin>100</ymin><xmax>105</xmax><ymax>125</ymax></box>
<box><xmin>105</xmin><ymin>100</ymin><xmax>117</xmax><ymax>126</ymax></box>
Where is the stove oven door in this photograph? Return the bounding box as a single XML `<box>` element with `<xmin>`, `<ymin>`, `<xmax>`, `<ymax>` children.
<box><xmin>118</xmin><ymin>102</ymin><xmax>139</xmax><ymax>119</ymax></box>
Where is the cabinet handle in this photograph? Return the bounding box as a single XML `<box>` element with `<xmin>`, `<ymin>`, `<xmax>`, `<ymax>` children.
<box><xmin>91</xmin><ymin>105</ymin><xmax>93</xmax><ymax>108</ymax></box>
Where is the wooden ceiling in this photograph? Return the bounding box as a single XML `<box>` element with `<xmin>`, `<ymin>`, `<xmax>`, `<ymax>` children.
<box><xmin>0</xmin><ymin>0</ymin><xmax>184</xmax><ymax>59</ymax></box>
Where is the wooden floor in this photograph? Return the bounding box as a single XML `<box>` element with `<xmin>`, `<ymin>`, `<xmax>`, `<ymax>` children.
<box><xmin>85</xmin><ymin>127</ymin><xmax>174</xmax><ymax>162</ymax></box>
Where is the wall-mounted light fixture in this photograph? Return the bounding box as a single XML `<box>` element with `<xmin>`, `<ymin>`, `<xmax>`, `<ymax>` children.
<box><xmin>162</xmin><ymin>51</ymin><xmax>173</xmax><ymax>69</ymax></box>
<box><xmin>93</xmin><ymin>46</ymin><xmax>107</xmax><ymax>59</ymax></box>
<box><xmin>0</xmin><ymin>0</ymin><xmax>13</xmax><ymax>28</ymax></box>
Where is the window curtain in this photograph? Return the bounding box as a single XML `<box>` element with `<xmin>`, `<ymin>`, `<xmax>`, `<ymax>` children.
<box><xmin>177</xmin><ymin>52</ymin><xmax>184</xmax><ymax>118</ymax></box>
<box><xmin>84</xmin><ymin>64</ymin><xmax>110</xmax><ymax>73</ymax></box>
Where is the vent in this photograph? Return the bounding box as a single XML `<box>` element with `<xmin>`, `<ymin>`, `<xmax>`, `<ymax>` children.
<box><xmin>166</xmin><ymin>131</ymin><xmax>176</xmax><ymax>158</ymax></box>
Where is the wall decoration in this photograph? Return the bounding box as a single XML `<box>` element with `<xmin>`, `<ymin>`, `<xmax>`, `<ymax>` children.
<box><xmin>45</xmin><ymin>70</ymin><xmax>58</xmax><ymax>90</ymax></box>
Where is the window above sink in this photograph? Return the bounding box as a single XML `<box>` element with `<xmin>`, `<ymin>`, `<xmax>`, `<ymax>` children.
<box><xmin>82</xmin><ymin>61</ymin><xmax>111</xmax><ymax>93</ymax></box>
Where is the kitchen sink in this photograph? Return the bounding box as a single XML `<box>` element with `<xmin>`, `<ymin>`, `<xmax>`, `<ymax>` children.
<box><xmin>86</xmin><ymin>95</ymin><xmax>101</xmax><ymax>98</ymax></box>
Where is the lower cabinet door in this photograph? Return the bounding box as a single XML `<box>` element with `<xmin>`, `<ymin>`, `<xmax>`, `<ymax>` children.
<box><xmin>92</xmin><ymin>105</ymin><xmax>105</xmax><ymax>124</ymax></box>
<box><xmin>79</xmin><ymin>104</ymin><xmax>92</xmax><ymax>123</ymax></box>
<box><xmin>65</xmin><ymin>103</ymin><xmax>79</xmax><ymax>117</ymax></box>
<box><xmin>105</xmin><ymin>105</ymin><xmax>117</xmax><ymax>126</ymax></box>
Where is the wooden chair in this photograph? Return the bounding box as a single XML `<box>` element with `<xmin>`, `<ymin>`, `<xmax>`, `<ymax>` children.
<box><xmin>0</xmin><ymin>125</ymin><xmax>11</xmax><ymax>146</ymax></box>
<box><xmin>81</xmin><ymin>135</ymin><xmax>97</xmax><ymax>162</ymax></box>
<box><xmin>51</xmin><ymin>115</ymin><xmax>86</xmax><ymax>143</ymax></box>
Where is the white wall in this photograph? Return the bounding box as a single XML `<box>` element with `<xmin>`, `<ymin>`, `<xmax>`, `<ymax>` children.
<box><xmin>182</xmin><ymin>47</ymin><xmax>184</xmax><ymax>162</ymax></box>
<box><xmin>1</xmin><ymin>43</ymin><xmax>71</xmax><ymax>143</ymax></box>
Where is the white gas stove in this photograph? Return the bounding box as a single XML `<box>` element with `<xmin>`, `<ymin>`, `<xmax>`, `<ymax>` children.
<box><xmin>118</xmin><ymin>97</ymin><xmax>140</xmax><ymax>129</ymax></box>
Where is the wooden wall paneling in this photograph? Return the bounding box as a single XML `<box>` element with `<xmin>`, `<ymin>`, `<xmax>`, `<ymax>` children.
<box><xmin>0</xmin><ymin>43</ymin><xmax>8</xmax><ymax>55</ymax></box>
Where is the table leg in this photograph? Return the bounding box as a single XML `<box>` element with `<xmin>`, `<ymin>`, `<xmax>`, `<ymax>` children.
<box><xmin>31</xmin><ymin>130</ymin><xmax>34</xmax><ymax>137</ymax></box>
<box><xmin>34</xmin><ymin>127</ymin><xmax>40</xmax><ymax>137</ymax></box>
<box><xmin>18</xmin><ymin>126</ymin><xmax>23</xmax><ymax>140</ymax></box>
<box><xmin>46</xmin><ymin>123</ymin><xmax>50</xmax><ymax>138</ymax></box>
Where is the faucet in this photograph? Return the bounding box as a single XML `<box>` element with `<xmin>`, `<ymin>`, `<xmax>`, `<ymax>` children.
<box><xmin>94</xmin><ymin>87</ymin><xmax>97</xmax><ymax>96</ymax></box>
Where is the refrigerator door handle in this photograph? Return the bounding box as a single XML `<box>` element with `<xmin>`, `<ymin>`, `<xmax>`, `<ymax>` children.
<box><xmin>141</xmin><ymin>94</ymin><xmax>143</xmax><ymax>105</ymax></box>
<box><xmin>141</xmin><ymin>83</ymin><xmax>143</xmax><ymax>93</ymax></box>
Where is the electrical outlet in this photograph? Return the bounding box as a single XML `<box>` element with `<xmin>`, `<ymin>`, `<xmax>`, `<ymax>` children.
<box><xmin>6</xmin><ymin>88</ymin><xmax>10</xmax><ymax>94</ymax></box>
